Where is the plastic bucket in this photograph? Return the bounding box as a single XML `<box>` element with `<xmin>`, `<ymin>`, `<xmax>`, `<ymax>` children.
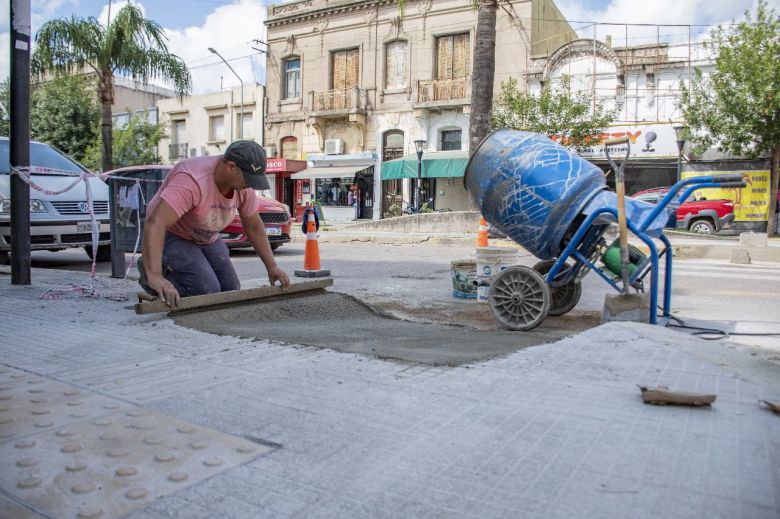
<box><xmin>451</xmin><ymin>260</ymin><xmax>477</xmax><ymax>299</ymax></box>
<box><xmin>475</xmin><ymin>247</ymin><xmax>519</xmax><ymax>303</ymax></box>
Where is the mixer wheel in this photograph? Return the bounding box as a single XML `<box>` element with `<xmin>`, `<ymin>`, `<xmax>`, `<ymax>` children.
<box><xmin>488</xmin><ymin>266</ymin><xmax>550</xmax><ymax>331</ymax></box>
<box><xmin>532</xmin><ymin>260</ymin><xmax>582</xmax><ymax>316</ymax></box>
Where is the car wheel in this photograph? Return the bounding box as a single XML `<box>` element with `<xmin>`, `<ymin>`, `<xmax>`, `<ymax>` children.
<box><xmin>85</xmin><ymin>244</ymin><xmax>112</xmax><ymax>262</ymax></box>
<box><xmin>689</xmin><ymin>219</ymin><xmax>715</xmax><ymax>235</ymax></box>
<box><xmin>270</xmin><ymin>243</ymin><xmax>281</xmax><ymax>251</ymax></box>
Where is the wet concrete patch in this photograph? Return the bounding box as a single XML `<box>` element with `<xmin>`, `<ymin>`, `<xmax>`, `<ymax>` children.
<box><xmin>173</xmin><ymin>291</ymin><xmax>595</xmax><ymax>366</ymax></box>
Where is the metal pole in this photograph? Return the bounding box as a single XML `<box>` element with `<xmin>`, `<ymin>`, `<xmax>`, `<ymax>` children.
<box><xmin>676</xmin><ymin>150</ymin><xmax>682</xmax><ymax>183</ymax></box>
<box><xmin>416</xmin><ymin>151</ymin><xmax>422</xmax><ymax>211</ymax></box>
<box><xmin>10</xmin><ymin>0</ymin><xmax>31</xmax><ymax>285</ymax></box>
<box><xmin>209</xmin><ymin>48</ymin><xmax>244</xmax><ymax>140</ymax></box>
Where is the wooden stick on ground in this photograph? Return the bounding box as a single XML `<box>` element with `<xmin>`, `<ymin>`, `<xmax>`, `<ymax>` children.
<box><xmin>638</xmin><ymin>385</ymin><xmax>716</xmax><ymax>406</ymax></box>
<box><xmin>134</xmin><ymin>278</ymin><xmax>333</xmax><ymax>315</ymax></box>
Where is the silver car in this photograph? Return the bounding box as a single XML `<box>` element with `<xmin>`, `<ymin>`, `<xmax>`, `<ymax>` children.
<box><xmin>0</xmin><ymin>138</ymin><xmax>110</xmax><ymax>260</ymax></box>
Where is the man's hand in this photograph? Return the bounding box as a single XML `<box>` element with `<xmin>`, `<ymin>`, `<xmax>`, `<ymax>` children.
<box><xmin>147</xmin><ymin>274</ymin><xmax>181</xmax><ymax>307</ymax></box>
<box><xmin>268</xmin><ymin>265</ymin><xmax>290</xmax><ymax>290</ymax></box>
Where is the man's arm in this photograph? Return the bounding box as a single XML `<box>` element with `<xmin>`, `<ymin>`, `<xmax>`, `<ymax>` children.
<box><xmin>240</xmin><ymin>212</ymin><xmax>290</xmax><ymax>289</ymax></box>
<box><xmin>142</xmin><ymin>200</ymin><xmax>182</xmax><ymax>306</ymax></box>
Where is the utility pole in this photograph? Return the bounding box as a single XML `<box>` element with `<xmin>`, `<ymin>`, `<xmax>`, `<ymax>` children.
<box><xmin>10</xmin><ymin>0</ymin><xmax>31</xmax><ymax>285</ymax></box>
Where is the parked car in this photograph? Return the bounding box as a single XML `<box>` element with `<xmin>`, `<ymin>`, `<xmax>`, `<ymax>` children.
<box><xmin>220</xmin><ymin>197</ymin><xmax>292</xmax><ymax>250</ymax></box>
<box><xmin>107</xmin><ymin>164</ymin><xmax>292</xmax><ymax>254</ymax></box>
<box><xmin>0</xmin><ymin>137</ymin><xmax>111</xmax><ymax>259</ymax></box>
<box><xmin>631</xmin><ymin>187</ymin><xmax>735</xmax><ymax>234</ymax></box>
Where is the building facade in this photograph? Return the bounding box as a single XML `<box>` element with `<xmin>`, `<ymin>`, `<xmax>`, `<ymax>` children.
<box><xmin>264</xmin><ymin>0</ymin><xmax>575</xmax><ymax>220</ymax></box>
<box><xmin>526</xmin><ymin>38</ymin><xmax>772</xmax><ymax>231</ymax></box>
<box><xmin>156</xmin><ymin>85</ymin><xmax>266</xmax><ymax>167</ymax></box>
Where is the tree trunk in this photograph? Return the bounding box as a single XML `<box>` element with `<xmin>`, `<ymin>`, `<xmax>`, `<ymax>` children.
<box><xmin>467</xmin><ymin>0</ymin><xmax>497</xmax><ymax>211</ymax></box>
<box><xmin>100</xmin><ymin>72</ymin><xmax>114</xmax><ymax>172</ymax></box>
<box><xmin>468</xmin><ymin>0</ymin><xmax>497</xmax><ymax>155</ymax></box>
<box><xmin>768</xmin><ymin>145</ymin><xmax>779</xmax><ymax>235</ymax></box>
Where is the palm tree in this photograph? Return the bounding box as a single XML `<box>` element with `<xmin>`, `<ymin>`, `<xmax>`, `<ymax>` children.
<box><xmin>32</xmin><ymin>5</ymin><xmax>191</xmax><ymax>172</ymax></box>
<box><xmin>468</xmin><ymin>0</ymin><xmax>498</xmax><ymax>152</ymax></box>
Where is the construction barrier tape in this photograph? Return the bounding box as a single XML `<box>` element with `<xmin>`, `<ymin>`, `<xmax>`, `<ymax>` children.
<box><xmin>9</xmin><ymin>165</ymin><xmax>128</xmax><ymax>302</ymax></box>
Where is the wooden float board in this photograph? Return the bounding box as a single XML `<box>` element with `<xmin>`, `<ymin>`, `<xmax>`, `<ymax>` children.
<box><xmin>134</xmin><ymin>278</ymin><xmax>333</xmax><ymax>315</ymax></box>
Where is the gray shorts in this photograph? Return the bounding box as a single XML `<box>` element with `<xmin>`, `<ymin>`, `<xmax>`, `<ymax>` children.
<box><xmin>140</xmin><ymin>232</ymin><xmax>240</xmax><ymax>297</ymax></box>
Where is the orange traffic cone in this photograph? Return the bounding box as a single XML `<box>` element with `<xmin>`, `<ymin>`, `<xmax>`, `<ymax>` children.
<box><xmin>295</xmin><ymin>206</ymin><xmax>331</xmax><ymax>278</ymax></box>
<box><xmin>477</xmin><ymin>216</ymin><xmax>489</xmax><ymax>248</ymax></box>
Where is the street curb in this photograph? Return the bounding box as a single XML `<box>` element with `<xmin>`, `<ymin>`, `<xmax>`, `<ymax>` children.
<box><xmin>291</xmin><ymin>232</ymin><xmax>780</xmax><ymax>262</ymax></box>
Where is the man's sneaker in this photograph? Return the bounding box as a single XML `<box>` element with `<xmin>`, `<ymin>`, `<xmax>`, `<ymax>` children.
<box><xmin>136</xmin><ymin>256</ymin><xmax>156</xmax><ymax>296</ymax></box>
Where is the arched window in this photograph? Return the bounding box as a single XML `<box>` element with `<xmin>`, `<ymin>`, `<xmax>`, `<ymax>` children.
<box><xmin>382</xmin><ymin>130</ymin><xmax>404</xmax><ymax>162</ymax></box>
<box><xmin>280</xmin><ymin>136</ymin><xmax>298</xmax><ymax>159</ymax></box>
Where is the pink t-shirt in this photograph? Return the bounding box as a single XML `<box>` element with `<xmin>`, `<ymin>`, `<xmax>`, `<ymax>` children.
<box><xmin>147</xmin><ymin>156</ymin><xmax>257</xmax><ymax>245</ymax></box>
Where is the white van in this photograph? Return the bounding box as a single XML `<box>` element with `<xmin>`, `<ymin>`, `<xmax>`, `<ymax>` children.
<box><xmin>0</xmin><ymin>137</ymin><xmax>111</xmax><ymax>260</ymax></box>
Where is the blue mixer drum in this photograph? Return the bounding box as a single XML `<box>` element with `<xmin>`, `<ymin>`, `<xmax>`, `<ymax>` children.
<box><xmin>465</xmin><ymin>130</ymin><xmax>608</xmax><ymax>260</ymax></box>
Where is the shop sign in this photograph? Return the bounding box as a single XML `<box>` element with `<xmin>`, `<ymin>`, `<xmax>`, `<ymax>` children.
<box><xmin>681</xmin><ymin>169</ymin><xmax>771</xmax><ymax>222</ymax></box>
<box><xmin>266</xmin><ymin>158</ymin><xmax>287</xmax><ymax>172</ymax></box>
<box><xmin>552</xmin><ymin>124</ymin><xmax>679</xmax><ymax>159</ymax></box>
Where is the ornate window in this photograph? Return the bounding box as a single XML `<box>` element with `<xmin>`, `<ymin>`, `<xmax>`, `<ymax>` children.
<box><xmin>385</xmin><ymin>41</ymin><xmax>408</xmax><ymax>89</ymax></box>
<box><xmin>436</xmin><ymin>33</ymin><xmax>470</xmax><ymax>79</ymax></box>
<box><xmin>284</xmin><ymin>58</ymin><xmax>301</xmax><ymax>99</ymax></box>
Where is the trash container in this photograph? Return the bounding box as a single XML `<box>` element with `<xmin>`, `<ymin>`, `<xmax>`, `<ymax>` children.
<box><xmin>107</xmin><ymin>166</ymin><xmax>169</xmax><ymax>277</ymax></box>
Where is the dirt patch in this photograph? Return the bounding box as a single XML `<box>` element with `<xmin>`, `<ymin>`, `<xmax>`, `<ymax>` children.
<box><xmin>173</xmin><ymin>291</ymin><xmax>595</xmax><ymax>366</ymax></box>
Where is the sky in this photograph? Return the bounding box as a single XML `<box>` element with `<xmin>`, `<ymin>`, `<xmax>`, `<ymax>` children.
<box><xmin>1</xmin><ymin>0</ymin><xmax>777</xmax><ymax>94</ymax></box>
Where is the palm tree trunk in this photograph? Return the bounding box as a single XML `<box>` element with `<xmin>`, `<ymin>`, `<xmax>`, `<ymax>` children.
<box><xmin>468</xmin><ymin>0</ymin><xmax>497</xmax><ymax>154</ymax></box>
<box><xmin>100</xmin><ymin>73</ymin><xmax>114</xmax><ymax>172</ymax></box>
<box><xmin>467</xmin><ymin>0</ymin><xmax>497</xmax><ymax>211</ymax></box>
<box><xmin>768</xmin><ymin>145</ymin><xmax>779</xmax><ymax>235</ymax></box>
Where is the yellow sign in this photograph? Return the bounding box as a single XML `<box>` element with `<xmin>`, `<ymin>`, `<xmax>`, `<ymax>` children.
<box><xmin>681</xmin><ymin>169</ymin><xmax>771</xmax><ymax>222</ymax></box>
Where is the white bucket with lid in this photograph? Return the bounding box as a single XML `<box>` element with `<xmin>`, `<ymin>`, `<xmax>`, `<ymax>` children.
<box><xmin>474</xmin><ymin>247</ymin><xmax>519</xmax><ymax>303</ymax></box>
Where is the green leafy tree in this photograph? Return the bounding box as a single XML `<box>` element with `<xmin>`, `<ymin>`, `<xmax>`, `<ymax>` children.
<box><xmin>678</xmin><ymin>0</ymin><xmax>780</xmax><ymax>234</ymax></box>
<box><xmin>111</xmin><ymin>112</ymin><xmax>167</xmax><ymax>167</ymax></box>
<box><xmin>0</xmin><ymin>78</ymin><xmax>9</xmax><ymax>136</ymax></box>
<box><xmin>32</xmin><ymin>4</ymin><xmax>191</xmax><ymax>172</ymax></box>
<box><xmin>491</xmin><ymin>75</ymin><xmax>615</xmax><ymax>150</ymax></box>
<box><xmin>30</xmin><ymin>75</ymin><xmax>100</xmax><ymax>163</ymax></box>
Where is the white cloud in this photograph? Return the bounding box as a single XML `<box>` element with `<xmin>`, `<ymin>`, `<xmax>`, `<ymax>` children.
<box><xmin>97</xmin><ymin>0</ymin><xmax>146</xmax><ymax>26</ymax></box>
<box><xmin>163</xmin><ymin>0</ymin><xmax>267</xmax><ymax>94</ymax></box>
<box><xmin>555</xmin><ymin>0</ymin><xmax>779</xmax><ymax>46</ymax></box>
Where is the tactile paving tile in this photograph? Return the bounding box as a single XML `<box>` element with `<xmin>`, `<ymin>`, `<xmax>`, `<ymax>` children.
<box><xmin>0</xmin><ymin>366</ymin><xmax>273</xmax><ymax>519</ymax></box>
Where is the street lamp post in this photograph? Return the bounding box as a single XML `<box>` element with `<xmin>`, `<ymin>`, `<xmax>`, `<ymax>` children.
<box><xmin>209</xmin><ymin>47</ymin><xmax>244</xmax><ymax>140</ymax></box>
<box><xmin>414</xmin><ymin>139</ymin><xmax>426</xmax><ymax>211</ymax></box>
<box><xmin>672</xmin><ymin>124</ymin><xmax>688</xmax><ymax>182</ymax></box>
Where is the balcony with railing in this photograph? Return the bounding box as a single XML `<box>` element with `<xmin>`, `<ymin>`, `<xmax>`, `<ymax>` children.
<box><xmin>307</xmin><ymin>86</ymin><xmax>368</xmax><ymax>118</ymax></box>
<box><xmin>169</xmin><ymin>143</ymin><xmax>188</xmax><ymax>160</ymax></box>
<box><xmin>415</xmin><ymin>77</ymin><xmax>470</xmax><ymax>109</ymax></box>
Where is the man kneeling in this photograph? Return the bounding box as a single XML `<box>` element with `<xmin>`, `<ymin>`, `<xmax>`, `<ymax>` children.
<box><xmin>140</xmin><ymin>140</ymin><xmax>289</xmax><ymax>307</ymax></box>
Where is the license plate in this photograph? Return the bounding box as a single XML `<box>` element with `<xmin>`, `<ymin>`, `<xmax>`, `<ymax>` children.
<box><xmin>76</xmin><ymin>222</ymin><xmax>93</xmax><ymax>233</ymax></box>
<box><xmin>267</xmin><ymin>227</ymin><xmax>282</xmax><ymax>236</ymax></box>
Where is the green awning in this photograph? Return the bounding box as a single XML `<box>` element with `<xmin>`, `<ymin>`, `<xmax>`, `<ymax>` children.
<box><xmin>381</xmin><ymin>150</ymin><xmax>469</xmax><ymax>180</ymax></box>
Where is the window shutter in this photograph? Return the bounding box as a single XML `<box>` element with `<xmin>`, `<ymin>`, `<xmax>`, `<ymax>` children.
<box><xmin>386</xmin><ymin>42</ymin><xmax>408</xmax><ymax>89</ymax></box>
<box><xmin>346</xmin><ymin>49</ymin><xmax>359</xmax><ymax>89</ymax></box>
<box><xmin>453</xmin><ymin>34</ymin><xmax>469</xmax><ymax>78</ymax></box>
<box><xmin>437</xmin><ymin>37</ymin><xmax>452</xmax><ymax>79</ymax></box>
<box><xmin>332</xmin><ymin>51</ymin><xmax>346</xmax><ymax>90</ymax></box>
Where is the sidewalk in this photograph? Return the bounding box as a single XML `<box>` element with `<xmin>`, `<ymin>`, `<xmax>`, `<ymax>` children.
<box><xmin>1</xmin><ymin>266</ymin><xmax>779</xmax><ymax>518</ymax></box>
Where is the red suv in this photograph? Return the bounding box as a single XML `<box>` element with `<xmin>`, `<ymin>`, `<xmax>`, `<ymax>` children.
<box><xmin>631</xmin><ymin>187</ymin><xmax>735</xmax><ymax>234</ymax></box>
<box><xmin>221</xmin><ymin>196</ymin><xmax>292</xmax><ymax>250</ymax></box>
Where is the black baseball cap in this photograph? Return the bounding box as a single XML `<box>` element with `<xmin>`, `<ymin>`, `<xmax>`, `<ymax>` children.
<box><xmin>224</xmin><ymin>140</ymin><xmax>270</xmax><ymax>190</ymax></box>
